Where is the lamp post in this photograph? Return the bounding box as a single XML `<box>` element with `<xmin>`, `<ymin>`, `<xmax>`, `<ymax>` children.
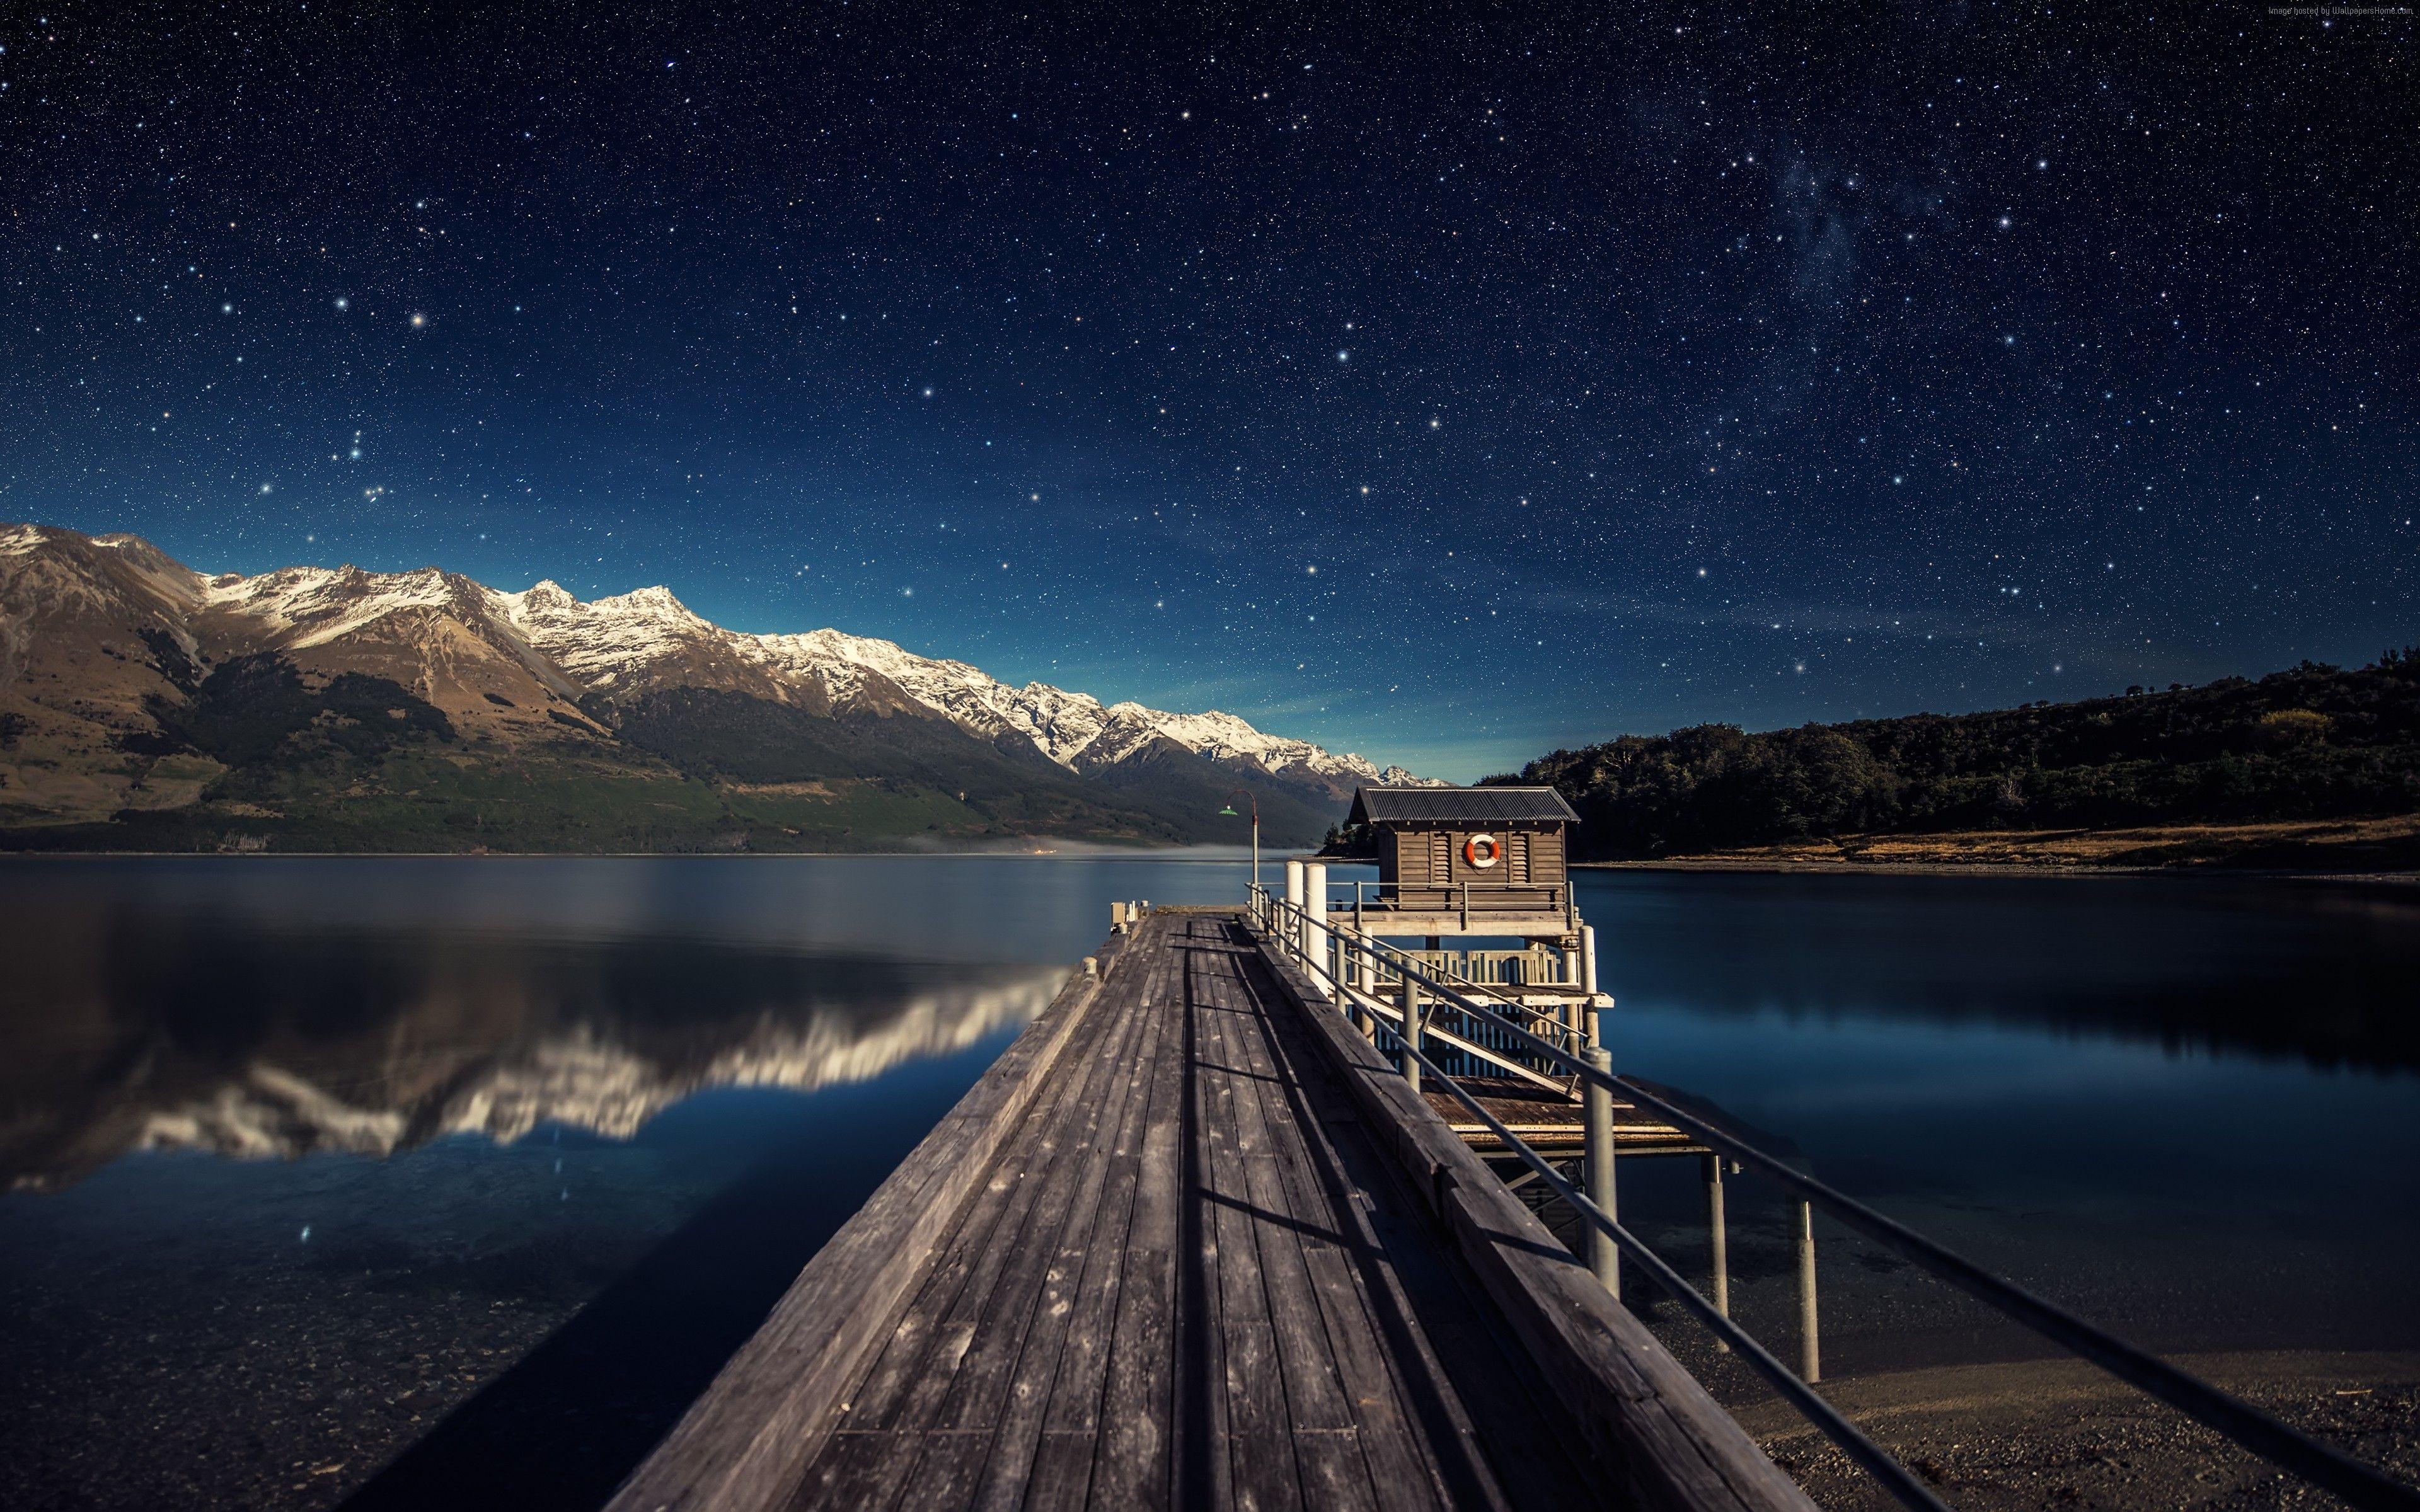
<box><xmin>1218</xmin><ymin>789</ymin><xmax>1260</xmax><ymax>894</ymax></box>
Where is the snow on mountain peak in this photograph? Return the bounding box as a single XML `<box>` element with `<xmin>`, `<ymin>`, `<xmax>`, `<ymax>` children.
<box><xmin>201</xmin><ymin>562</ymin><xmax>480</xmax><ymax>648</ymax></box>
<box><xmin>730</xmin><ymin>635</ymin><xmax>1417</xmax><ymax>786</ymax></box>
<box><xmin>594</xmin><ymin>583</ymin><xmax>705</xmax><ymax>624</ymax></box>
<box><xmin>497</xmin><ymin>578</ymin><xmax>727</xmax><ymax>689</ymax></box>
<box><xmin>4</xmin><ymin>524</ymin><xmax>1432</xmax><ymax>790</ymax></box>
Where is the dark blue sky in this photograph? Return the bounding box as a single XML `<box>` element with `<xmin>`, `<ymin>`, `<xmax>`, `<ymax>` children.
<box><xmin>4</xmin><ymin>2</ymin><xmax>2412</xmax><ymax>778</ymax></box>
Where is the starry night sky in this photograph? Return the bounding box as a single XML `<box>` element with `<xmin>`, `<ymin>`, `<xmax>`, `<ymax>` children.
<box><xmin>3</xmin><ymin>3</ymin><xmax>2414</xmax><ymax>778</ymax></box>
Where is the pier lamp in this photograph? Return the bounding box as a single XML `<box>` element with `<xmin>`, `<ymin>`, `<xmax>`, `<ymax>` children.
<box><xmin>1218</xmin><ymin>790</ymin><xmax>1260</xmax><ymax>892</ymax></box>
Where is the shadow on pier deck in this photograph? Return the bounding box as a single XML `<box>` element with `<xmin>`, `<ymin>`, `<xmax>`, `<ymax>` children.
<box><xmin>608</xmin><ymin>910</ymin><xmax>1807</xmax><ymax>1511</ymax></box>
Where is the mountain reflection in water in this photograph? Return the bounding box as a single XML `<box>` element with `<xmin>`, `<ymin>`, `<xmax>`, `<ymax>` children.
<box><xmin>4</xmin><ymin>906</ymin><xmax>1062</xmax><ymax>1191</ymax></box>
<box><xmin>0</xmin><ymin>855</ymin><xmax>1233</xmax><ymax>1512</ymax></box>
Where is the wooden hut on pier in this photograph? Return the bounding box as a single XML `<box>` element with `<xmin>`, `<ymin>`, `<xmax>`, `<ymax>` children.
<box><xmin>1341</xmin><ymin>784</ymin><xmax>1584</xmax><ymax>943</ymax></box>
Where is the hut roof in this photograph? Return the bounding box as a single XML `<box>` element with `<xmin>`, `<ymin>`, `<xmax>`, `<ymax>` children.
<box><xmin>1347</xmin><ymin>786</ymin><xmax>1579</xmax><ymax>827</ymax></box>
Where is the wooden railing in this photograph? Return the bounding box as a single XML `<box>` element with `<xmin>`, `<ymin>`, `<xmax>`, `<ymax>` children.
<box><xmin>1334</xmin><ymin>878</ymin><xmax>1578</xmax><ymax>933</ymax></box>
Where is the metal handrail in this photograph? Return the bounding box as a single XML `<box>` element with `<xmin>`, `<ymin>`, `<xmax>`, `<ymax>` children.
<box><xmin>1248</xmin><ymin>886</ymin><xmax>2420</xmax><ymax>1512</ymax></box>
<box><xmin>1350</xmin><ymin>929</ymin><xmax>1586</xmax><ymax>1057</ymax></box>
<box><xmin>1402</xmin><ymin>1014</ymin><xmax>1952</xmax><ymax>1511</ymax></box>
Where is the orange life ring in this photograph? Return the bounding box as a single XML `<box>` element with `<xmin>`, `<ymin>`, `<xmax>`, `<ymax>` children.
<box><xmin>1463</xmin><ymin>833</ymin><xmax>1501</xmax><ymax>869</ymax></box>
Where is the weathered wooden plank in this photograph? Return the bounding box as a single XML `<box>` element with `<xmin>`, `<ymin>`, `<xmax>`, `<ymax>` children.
<box><xmin>1209</xmin><ymin>980</ymin><xmax>1399</xmax><ymax>1512</ymax></box>
<box><xmin>830</xmin><ymin>1033</ymin><xmax>1085</xmax><ymax>1438</ymax></box>
<box><xmin>794</xmin><ymin>947</ymin><xmax>1152</xmax><ymax>1512</ymax></box>
<box><xmin>1037</xmin><ymin>926</ymin><xmax>1179</xmax><ymax>1443</ymax></box>
<box><xmin>1169</xmin><ymin>918</ymin><xmax>1243</xmax><ymax>1509</ymax></box>
<box><xmin>1199</xmin><ymin>938</ymin><xmax>1373</xmax><ymax>1512</ymax></box>
<box><xmin>798</xmin><ymin>1428</ymin><xmax>913</xmax><ymax>1511</ymax></box>
<box><xmin>957</xmin><ymin>921</ymin><xmax>1170</xmax><ymax>1509</ymax></box>
<box><xmin>845</xmin><ymin>950</ymin><xmax>1138</xmax><ymax>1431</ymax></box>
<box><xmin>1216</xmin><ymin>931</ymin><xmax>1459</xmax><ymax>1512</ymax></box>
<box><xmin>1292</xmin><ymin>1432</ymin><xmax>1383</xmax><ymax>1512</ymax></box>
<box><xmin>889</xmin><ymin>1431</ymin><xmax>993</xmax><ymax>1512</ymax></box>
<box><xmin>1085</xmin><ymin>922</ymin><xmax>1192</xmax><ymax>1511</ymax></box>
<box><xmin>1249</xmin><ymin>951</ymin><xmax>1599</xmax><ymax>1512</ymax></box>
<box><xmin>868</xmin><ymin>932</ymin><xmax>1165</xmax><ymax>1510</ymax></box>
<box><xmin>1245</xmin><ymin>929</ymin><xmax>1818</xmax><ymax>1512</ymax></box>
<box><xmin>1191</xmin><ymin>940</ymin><xmax>1300</xmax><ymax>1511</ymax></box>
<box><xmin>606</xmin><ymin>938</ymin><xmax>1123</xmax><ymax>1512</ymax></box>
<box><xmin>931</xmin><ymin>963</ymin><xmax>1151</xmax><ymax>1438</ymax></box>
<box><xmin>1021</xmin><ymin>1430</ymin><xmax>1098</xmax><ymax>1512</ymax></box>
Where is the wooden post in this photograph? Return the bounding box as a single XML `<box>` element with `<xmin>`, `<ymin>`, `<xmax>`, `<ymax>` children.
<box><xmin>1583</xmin><ymin>1004</ymin><xmax>1618</xmax><ymax>1300</ymax></box>
<box><xmin>1584</xmin><ymin>1043</ymin><xmax>1618</xmax><ymax>1300</ymax></box>
<box><xmin>1704</xmin><ymin>1154</ymin><xmax>1729</xmax><ymax>1351</ymax></box>
<box><xmin>1398</xmin><ymin>973</ymin><xmax>1420</xmax><ymax>1094</ymax></box>
<box><xmin>1305</xmin><ymin>861</ymin><xmax>1330</xmax><ymax>999</ymax></box>
<box><xmin>1352</xmin><ymin>953</ymin><xmax>1378</xmax><ymax>1041</ymax></box>
<box><xmin>1796</xmin><ymin>1200</ymin><xmax>1821</xmax><ymax>1383</ymax></box>
<box><xmin>1579</xmin><ymin>924</ymin><xmax>1600</xmax><ymax>999</ymax></box>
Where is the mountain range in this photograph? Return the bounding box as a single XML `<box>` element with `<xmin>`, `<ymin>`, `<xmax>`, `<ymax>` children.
<box><xmin>0</xmin><ymin>522</ymin><xmax>1432</xmax><ymax>851</ymax></box>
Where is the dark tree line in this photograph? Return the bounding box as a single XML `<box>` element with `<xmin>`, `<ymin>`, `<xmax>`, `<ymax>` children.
<box><xmin>1507</xmin><ymin>651</ymin><xmax>2420</xmax><ymax>859</ymax></box>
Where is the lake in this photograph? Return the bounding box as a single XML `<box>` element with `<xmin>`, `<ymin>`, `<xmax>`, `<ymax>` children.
<box><xmin>3</xmin><ymin>856</ymin><xmax>2416</xmax><ymax>1509</ymax></box>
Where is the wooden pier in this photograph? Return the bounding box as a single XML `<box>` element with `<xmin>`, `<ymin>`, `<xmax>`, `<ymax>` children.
<box><xmin>608</xmin><ymin>909</ymin><xmax>1811</xmax><ymax>1512</ymax></box>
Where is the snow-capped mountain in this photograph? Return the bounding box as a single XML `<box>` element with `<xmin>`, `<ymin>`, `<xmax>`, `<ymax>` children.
<box><xmin>0</xmin><ymin>522</ymin><xmax>1432</xmax><ymax>848</ymax></box>
<box><xmin>480</xmin><ymin>580</ymin><xmax>1429</xmax><ymax>798</ymax></box>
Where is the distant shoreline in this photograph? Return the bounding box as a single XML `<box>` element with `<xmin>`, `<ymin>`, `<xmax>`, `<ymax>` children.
<box><xmin>0</xmin><ymin>852</ymin><xmax>1264</xmax><ymax>862</ymax></box>
<box><xmin>0</xmin><ymin>845</ymin><xmax>1265</xmax><ymax>862</ymax></box>
<box><xmin>1580</xmin><ymin>857</ymin><xmax>2420</xmax><ymax>885</ymax></box>
<box><xmin>1570</xmin><ymin>812</ymin><xmax>2420</xmax><ymax>882</ymax></box>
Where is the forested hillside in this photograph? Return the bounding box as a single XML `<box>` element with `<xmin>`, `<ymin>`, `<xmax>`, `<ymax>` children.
<box><xmin>1514</xmin><ymin>653</ymin><xmax>2420</xmax><ymax>860</ymax></box>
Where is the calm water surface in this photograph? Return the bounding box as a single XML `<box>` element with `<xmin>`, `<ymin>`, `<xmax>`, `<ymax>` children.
<box><xmin>2</xmin><ymin>857</ymin><xmax>2416</xmax><ymax>1509</ymax></box>
<box><xmin>1569</xmin><ymin>869</ymin><xmax>2420</xmax><ymax>1392</ymax></box>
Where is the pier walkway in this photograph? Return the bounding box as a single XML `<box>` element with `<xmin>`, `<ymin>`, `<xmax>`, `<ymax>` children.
<box><xmin>608</xmin><ymin>909</ymin><xmax>1803</xmax><ymax>1512</ymax></box>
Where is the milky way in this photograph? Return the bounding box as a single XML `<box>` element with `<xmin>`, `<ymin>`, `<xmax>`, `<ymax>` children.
<box><xmin>2</xmin><ymin>3</ymin><xmax>2412</xmax><ymax>776</ymax></box>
